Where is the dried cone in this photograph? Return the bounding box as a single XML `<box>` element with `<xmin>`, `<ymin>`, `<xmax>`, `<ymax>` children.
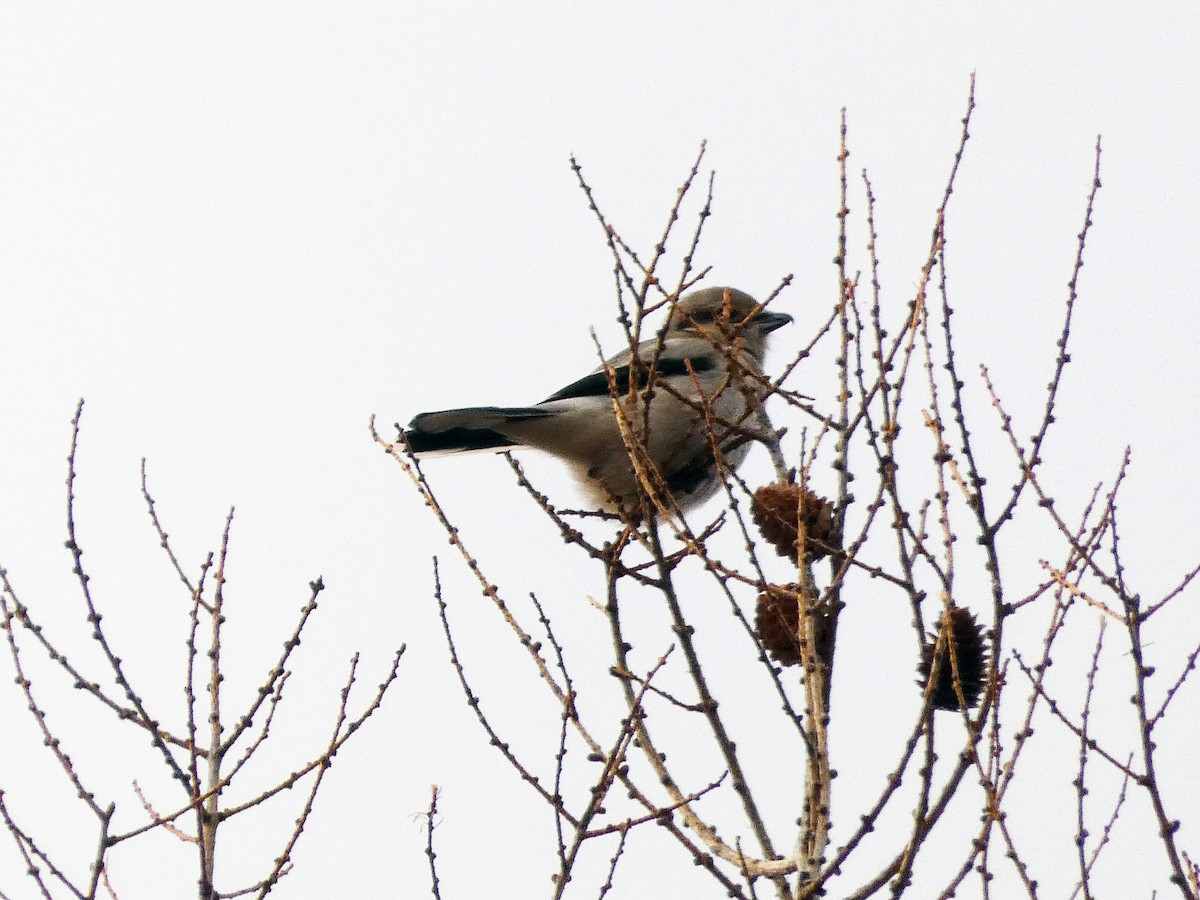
<box><xmin>751</xmin><ymin>482</ymin><xmax>839</xmax><ymax>562</ymax></box>
<box><xmin>918</xmin><ymin>606</ymin><xmax>989</xmax><ymax>711</ymax></box>
<box><xmin>756</xmin><ymin>586</ymin><xmax>803</xmax><ymax>667</ymax></box>
<box><xmin>755</xmin><ymin>585</ymin><xmax>836</xmax><ymax>670</ymax></box>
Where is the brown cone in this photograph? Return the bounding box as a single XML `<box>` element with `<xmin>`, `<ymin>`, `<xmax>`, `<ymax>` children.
<box><xmin>917</xmin><ymin>605</ymin><xmax>989</xmax><ymax>711</ymax></box>
<box><xmin>751</xmin><ymin>483</ymin><xmax>839</xmax><ymax>562</ymax></box>
<box><xmin>755</xmin><ymin>585</ymin><xmax>837</xmax><ymax>670</ymax></box>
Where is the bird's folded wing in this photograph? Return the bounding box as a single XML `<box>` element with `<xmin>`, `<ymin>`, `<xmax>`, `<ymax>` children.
<box><xmin>542</xmin><ymin>355</ymin><xmax>715</xmax><ymax>402</ymax></box>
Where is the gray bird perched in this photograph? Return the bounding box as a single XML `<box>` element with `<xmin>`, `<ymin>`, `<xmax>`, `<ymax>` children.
<box><xmin>402</xmin><ymin>286</ymin><xmax>791</xmax><ymax>514</ymax></box>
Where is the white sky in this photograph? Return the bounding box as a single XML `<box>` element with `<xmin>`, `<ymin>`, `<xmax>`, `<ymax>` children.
<box><xmin>1</xmin><ymin>4</ymin><xmax>1198</xmax><ymax>898</ymax></box>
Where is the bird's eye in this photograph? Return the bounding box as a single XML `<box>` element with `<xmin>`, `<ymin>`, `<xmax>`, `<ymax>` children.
<box><xmin>689</xmin><ymin>310</ymin><xmax>716</xmax><ymax>324</ymax></box>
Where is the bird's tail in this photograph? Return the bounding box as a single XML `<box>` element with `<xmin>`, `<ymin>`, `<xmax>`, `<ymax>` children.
<box><xmin>402</xmin><ymin>406</ymin><xmax>551</xmax><ymax>455</ymax></box>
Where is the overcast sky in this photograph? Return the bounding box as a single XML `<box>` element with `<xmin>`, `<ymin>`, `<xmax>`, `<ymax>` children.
<box><xmin>1</xmin><ymin>4</ymin><xmax>1198</xmax><ymax>898</ymax></box>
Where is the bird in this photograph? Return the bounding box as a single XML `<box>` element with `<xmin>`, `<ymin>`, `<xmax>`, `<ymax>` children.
<box><xmin>401</xmin><ymin>286</ymin><xmax>792</xmax><ymax>515</ymax></box>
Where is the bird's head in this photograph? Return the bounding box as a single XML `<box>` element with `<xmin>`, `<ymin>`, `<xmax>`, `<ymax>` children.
<box><xmin>668</xmin><ymin>286</ymin><xmax>792</xmax><ymax>359</ymax></box>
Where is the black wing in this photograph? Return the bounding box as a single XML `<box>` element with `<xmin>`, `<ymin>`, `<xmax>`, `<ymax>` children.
<box><xmin>542</xmin><ymin>356</ymin><xmax>715</xmax><ymax>402</ymax></box>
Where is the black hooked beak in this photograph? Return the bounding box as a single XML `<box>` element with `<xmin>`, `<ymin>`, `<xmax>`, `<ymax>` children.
<box><xmin>754</xmin><ymin>310</ymin><xmax>793</xmax><ymax>333</ymax></box>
